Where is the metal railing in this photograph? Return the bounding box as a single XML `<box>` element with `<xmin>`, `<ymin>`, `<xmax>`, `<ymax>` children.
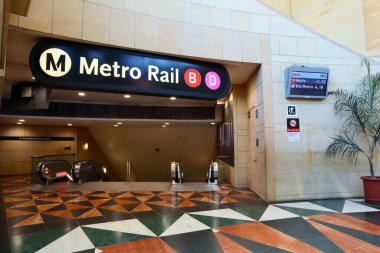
<box><xmin>215</xmin><ymin>159</ymin><xmax>230</xmax><ymax>184</ymax></box>
<box><xmin>126</xmin><ymin>161</ymin><xmax>139</xmax><ymax>182</ymax></box>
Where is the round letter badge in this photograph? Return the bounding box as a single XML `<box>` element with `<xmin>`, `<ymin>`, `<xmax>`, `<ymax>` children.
<box><xmin>39</xmin><ymin>48</ymin><xmax>72</xmax><ymax>77</ymax></box>
<box><xmin>205</xmin><ymin>72</ymin><xmax>221</xmax><ymax>90</ymax></box>
<box><xmin>184</xmin><ymin>69</ymin><xmax>201</xmax><ymax>88</ymax></box>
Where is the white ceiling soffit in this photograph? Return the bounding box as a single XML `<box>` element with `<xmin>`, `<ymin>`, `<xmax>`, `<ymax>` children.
<box><xmin>0</xmin><ymin>115</ymin><xmax>221</xmax><ymax>127</ymax></box>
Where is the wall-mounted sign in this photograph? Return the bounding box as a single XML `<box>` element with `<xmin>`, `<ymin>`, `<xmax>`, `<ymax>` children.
<box><xmin>287</xmin><ymin>118</ymin><xmax>300</xmax><ymax>132</ymax></box>
<box><xmin>285</xmin><ymin>66</ymin><xmax>329</xmax><ymax>99</ymax></box>
<box><xmin>0</xmin><ymin>136</ymin><xmax>74</xmax><ymax>141</ymax></box>
<box><xmin>287</xmin><ymin>105</ymin><xmax>297</xmax><ymax>116</ymax></box>
<box><xmin>29</xmin><ymin>39</ymin><xmax>231</xmax><ymax>100</ymax></box>
<box><xmin>288</xmin><ymin>132</ymin><xmax>300</xmax><ymax>143</ymax></box>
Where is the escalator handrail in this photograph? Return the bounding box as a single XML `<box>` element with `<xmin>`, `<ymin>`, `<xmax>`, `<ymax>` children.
<box><xmin>126</xmin><ymin>161</ymin><xmax>139</xmax><ymax>182</ymax></box>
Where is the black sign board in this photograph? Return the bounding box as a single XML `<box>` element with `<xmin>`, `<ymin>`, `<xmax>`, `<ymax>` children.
<box><xmin>29</xmin><ymin>39</ymin><xmax>231</xmax><ymax>100</ymax></box>
<box><xmin>0</xmin><ymin>136</ymin><xmax>74</xmax><ymax>141</ymax></box>
<box><xmin>285</xmin><ymin>66</ymin><xmax>329</xmax><ymax>99</ymax></box>
<box><xmin>287</xmin><ymin>118</ymin><xmax>300</xmax><ymax>132</ymax></box>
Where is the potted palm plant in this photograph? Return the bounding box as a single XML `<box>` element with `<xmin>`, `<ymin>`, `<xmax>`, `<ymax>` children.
<box><xmin>326</xmin><ymin>58</ymin><xmax>380</xmax><ymax>204</ymax></box>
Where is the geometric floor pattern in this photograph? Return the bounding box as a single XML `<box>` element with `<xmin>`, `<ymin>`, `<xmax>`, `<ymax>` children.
<box><xmin>1</xmin><ymin>176</ymin><xmax>380</xmax><ymax>252</ymax></box>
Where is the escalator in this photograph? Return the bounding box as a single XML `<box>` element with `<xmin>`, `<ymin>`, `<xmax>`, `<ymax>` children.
<box><xmin>37</xmin><ymin>160</ymin><xmax>108</xmax><ymax>183</ymax></box>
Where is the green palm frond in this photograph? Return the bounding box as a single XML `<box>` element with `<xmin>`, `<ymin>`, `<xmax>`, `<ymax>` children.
<box><xmin>333</xmin><ymin>90</ymin><xmax>367</xmax><ymax>135</ymax></box>
<box><xmin>326</xmin><ymin>132</ymin><xmax>366</xmax><ymax>164</ymax></box>
<box><xmin>327</xmin><ymin>58</ymin><xmax>380</xmax><ymax>177</ymax></box>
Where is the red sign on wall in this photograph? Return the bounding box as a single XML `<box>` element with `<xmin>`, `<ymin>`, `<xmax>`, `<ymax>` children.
<box><xmin>287</xmin><ymin>118</ymin><xmax>300</xmax><ymax>132</ymax></box>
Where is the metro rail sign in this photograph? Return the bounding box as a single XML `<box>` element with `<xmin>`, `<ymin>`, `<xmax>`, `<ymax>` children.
<box><xmin>29</xmin><ymin>39</ymin><xmax>231</xmax><ymax>100</ymax></box>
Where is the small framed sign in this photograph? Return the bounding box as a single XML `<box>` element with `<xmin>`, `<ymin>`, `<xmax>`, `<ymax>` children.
<box><xmin>287</xmin><ymin>118</ymin><xmax>300</xmax><ymax>132</ymax></box>
<box><xmin>288</xmin><ymin>132</ymin><xmax>300</xmax><ymax>143</ymax></box>
<box><xmin>287</xmin><ymin>105</ymin><xmax>297</xmax><ymax>116</ymax></box>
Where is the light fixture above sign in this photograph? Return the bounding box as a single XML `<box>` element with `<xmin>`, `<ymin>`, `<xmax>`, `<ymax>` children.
<box><xmin>29</xmin><ymin>39</ymin><xmax>231</xmax><ymax>101</ymax></box>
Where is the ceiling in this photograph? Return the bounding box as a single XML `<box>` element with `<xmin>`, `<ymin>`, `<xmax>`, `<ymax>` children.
<box><xmin>1</xmin><ymin>28</ymin><xmax>259</xmax><ymax>126</ymax></box>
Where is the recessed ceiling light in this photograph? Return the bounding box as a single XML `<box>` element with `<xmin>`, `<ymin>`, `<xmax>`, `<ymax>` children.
<box><xmin>18</xmin><ymin>119</ymin><xmax>25</xmax><ymax>122</ymax></box>
<box><xmin>124</xmin><ymin>94</ymin><xmax>131</xmax><ymax>98</ymax></box>
<box><xmin>162</xmin><ymin>125</ymin><xmax>167</xmax><ymax>128</ymax></box>
<box><xmin>211</xmin><ymin>122</ymin><xmax>215</xmax><ymax>125</ymax></box>
<box><xmin>170</xmin><ymin>97</ymin><xmax>176</xmax><ymax>100</ymax></box>
<box><xmin>117</xmin><ymin>122</ymin><xmax>122</xmax><ymax>125</ymax></box>
<box><xmin>67</xmin><ymin>123</ymin><xmax>73</xmax><ymax>127</ymax></box>
<box><xmin>114</xmin><ymin>124</ymin><xmax>119</xmax><ymax>127</ymax></box>
<box><xmin>78</xmin><ymin>92</ymin><xmax>86</xmax><ymax>96</ymax></box>
<box><xmin>17</xmin><ymin>122</ymin><xmax>22</xmax><ymax>125</ymax></box>
<box><xmin>164</xmin><ymin>122</ymin><xmax>170</xmax><ymax>125</ymax></box>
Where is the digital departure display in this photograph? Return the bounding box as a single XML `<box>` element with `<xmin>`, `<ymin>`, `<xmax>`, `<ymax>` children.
<box><xmin>285</xmin><ymin>66</ymin><xmax>329</xmax><ymax>99</ymax></box>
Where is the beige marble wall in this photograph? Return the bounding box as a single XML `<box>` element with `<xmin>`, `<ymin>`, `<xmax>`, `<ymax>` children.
<box><xmin>0</xmin><ymin>125</ymin><xmax>118</xmax><ymax>178</ymax></box>
<box><xmin>9</xmin><ymin>0</ymin><xmax>266</xmax><ymax>63</ymax></box>
<box><xmin>246</xmin><ymin>69</ymin><xmax>265</xmax><ymax>199</ymax></box>
<box><xmin>245</xmin><ymin>63</ymin><xmax>275</xmax><ymax>201</ymax></box>
<box><xmin>232</xmin><ymin>84</ymin><xmax>249</xmax><ymax>188</ymax></box>
<box><xmin>363</xmin><ymin>0</ymin><xmax>380</xmax><ymax>53</ymax></box>
<box><xmin>76</xmin><ymin>127</ymin><xmax>117</xmax><ymax>180</ymax></box>
<box><xmin>261</xmin><ymin>0</ymin><xmax>290</xmax><ymax>16</ymax></box>
<box><xmin>0</xmin><ymin>125</ymin><xmax>75</xmax><ymax>175</ymax></box>
<box><xmin>53</xmin><ymin>0</ymin><xmax>83</xmax><ymax>39</ymax></box>
<box><xmin>261</xmin><ymin>0</ymin><xmax>380</xmax><ymax>59</ymax></box>
<box><xmin>290</xmin><ymin>0</ymin><xmax>366</xmax><ymax>55</ymax></box>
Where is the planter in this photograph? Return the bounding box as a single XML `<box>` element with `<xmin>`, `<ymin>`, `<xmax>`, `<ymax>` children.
<box><xmin>361</xmin><ymin>176</ymin><xmax>380</xmax><ymax>204</ymax></box>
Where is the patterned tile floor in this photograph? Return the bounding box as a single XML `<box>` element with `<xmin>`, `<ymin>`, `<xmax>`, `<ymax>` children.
<box><xmin>1</xmin><ymin>176</ymin><xmax>380</xmax><ymax>252</ymax></box>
